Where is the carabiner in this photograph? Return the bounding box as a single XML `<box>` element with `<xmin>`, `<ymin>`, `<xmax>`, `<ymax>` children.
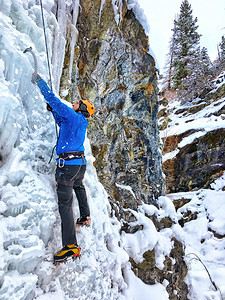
<box><xmin>58</xmin><ymin>158</ymin><xmax>65</xmax><ymax>168</ymax></box>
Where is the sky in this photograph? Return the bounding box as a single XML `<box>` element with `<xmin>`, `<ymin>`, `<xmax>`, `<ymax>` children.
<box><xmin>138</xmin><ymin>0</ymin><xmax>225</xmax><ymax>73</ymax></box>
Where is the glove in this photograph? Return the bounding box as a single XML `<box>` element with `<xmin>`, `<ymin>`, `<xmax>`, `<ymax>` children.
<box><xmin>46</xmin><ymin>103</ymin><xmax>52</xmax><ymax>111</ymax></box>
<box><xmin>31</xmin><ymin>72</ymin><xmax>41</xmax><ymax>84</ymax></box>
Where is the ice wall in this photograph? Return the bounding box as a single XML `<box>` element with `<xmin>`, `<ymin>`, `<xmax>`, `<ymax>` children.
<box><xmin>0</xmin><ymin>1</ymin><xmax>175</xmax><ymax>299</ymax></box>
<box><xmin>0</xmin><ymin>0</ymin><xmax>58</xmax><ymax>297</ymax></box>
<box><xmin>0</xmin><ymin>1</ymin><xmax>135</xmax><ymax>298</ymax></box>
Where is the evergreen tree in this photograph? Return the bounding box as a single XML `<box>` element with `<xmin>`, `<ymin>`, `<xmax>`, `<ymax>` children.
<box><xmin>219</xmin><ymin>35</ymin><xmax>225</xmax><ymax>67</ymax></box>
<box><xmin>179</xmin><ymin>47</ymin><xmax>214</xmax><ymax>101</ymax></box>
<box><xmin>214</xmin><ymin>36</ymin><xmax>225</xmax><ymax>73</ymax></box>
<box><xmin>199</xmin><ymin>47</ymin><xmax>214</xmax><ymax>77</ymax></box>
<box><xmin>163</xmin><ymin>0</ymin><xmax>215</xmax><ymax>102</ymax></box>
<box><xmin>172</xmin><ymin>0</ymin><xmax>201</xmax><ymax>90</ymax></box>
<box><xmin>162</xmin><ymin>17</ymin><xmax>178</xmax><ymax>90</ymax></box>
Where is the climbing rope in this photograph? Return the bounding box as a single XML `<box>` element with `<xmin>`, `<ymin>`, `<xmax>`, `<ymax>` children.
<box><xmin>40</xmin><ymin>0</ymin><xmax>53</xmax><ymax>91</ymax></box>
<box><xmin>39</xmin><ymin>0</ymin><xmax>59</xmax><ymax>160</ymax></box>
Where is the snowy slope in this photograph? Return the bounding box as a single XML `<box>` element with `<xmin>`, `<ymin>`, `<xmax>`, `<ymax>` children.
<box><xmin>168</xmin><ymin>187</ymin><xmax>225</xmax><ymax>300</ymax></box>
<box><xmin>1</xmin><ymin>1</ymin><xmax>225</xmax><ymax>300</ymax></box>
<box><xmin>158</xmin><ymin>77</ymin><xmax>225</xmax><ymax>299</ymax></box>
<box><xmin>160</xmin><ymin>89</ymin><xmax>225</xmax><ymax>163</ymax></box>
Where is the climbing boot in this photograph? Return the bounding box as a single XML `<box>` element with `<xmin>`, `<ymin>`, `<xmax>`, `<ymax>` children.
<box><xmin>53</xmin><ymin>244</ymin><xmax>81</xmax><ymax>264</ymax></box>
<box><xmin>76</xmin><ymin>215</ymin><xmax>91</xmax><ymax>227</ymax></box>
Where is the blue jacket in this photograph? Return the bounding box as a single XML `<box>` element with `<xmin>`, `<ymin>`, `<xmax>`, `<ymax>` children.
<box><xmin>37</xmin><ymin>79</ymin><xmax>87</xmax><ymax>165</ymax></box>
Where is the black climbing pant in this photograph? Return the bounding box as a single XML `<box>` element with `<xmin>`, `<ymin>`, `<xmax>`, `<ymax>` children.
<box><xmin>55</xmin><ymin>164</ymin><xmax>90</xmax><ymax>246</ymax></box>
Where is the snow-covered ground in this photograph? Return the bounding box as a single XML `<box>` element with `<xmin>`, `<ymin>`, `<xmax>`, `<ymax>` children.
<box><xmin>159</xmin><ymin>89</ymin><xmax>225</xmax><ymax>163</ymax></box>
<box><xmin>158</xmin><ymin>73</ymin><xmax>225</xmax><ymax>299</ymax></box>
<box><xmin>0</xmin><ymin>1</ymin><xmax>225</xmax><ymax>299</ymax></box>
<box><xmin>168</xmin><ymin>186</ymin><xmax>225</xmax><ymax>300</ymax></box>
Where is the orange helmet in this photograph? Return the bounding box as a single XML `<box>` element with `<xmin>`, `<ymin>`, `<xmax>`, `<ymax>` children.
<box><xmin>79</xmin><ymin>99</ymin><xmax>95</xmax><ymax>118</ymax></box>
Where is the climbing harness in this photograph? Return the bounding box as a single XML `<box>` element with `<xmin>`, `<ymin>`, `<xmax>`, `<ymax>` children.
<box><xmin>59</xmin><ymin>151</ymin><xmax>85</xmax><ymax>161</ymax></box>
<box><xmin>58</xmin><ymin>152</ymin><xmax>85</xmax><ymax>168</ymax></box>
<box><xmin>58</xmin><ymin>151</ymin><xmax>85</xmax><ymax>169</ymax></box>
<box><xmin>57</xmin><ymin>151</ymin><xmax>85</xmax><ymax>183</ymax></box>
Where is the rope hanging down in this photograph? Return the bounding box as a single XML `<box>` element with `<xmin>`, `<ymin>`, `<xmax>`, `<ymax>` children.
<box><xmin>40</xmin><ymin>0</ymin><xmax>53</xmax><ymax>91</ymax></box>
<box><xmin>39</xmin><ymin>0</ymin><xmax>59</xmax><ymax>162</ymax></box>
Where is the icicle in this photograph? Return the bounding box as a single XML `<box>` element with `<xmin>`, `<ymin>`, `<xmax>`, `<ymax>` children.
<box><xmin>68</xmin><ymin>0</ymin><xmax>79</xmax><ymax>80</ymax></box>
<box><xmin>99</xmin><ymin>0</ymin><xmax>106</xmax><ymax>22</ymax></box>
<box><xmin>111</xmin><ymin>0</ymin><xmax>123</xmax><ymax>25</ymax></box>
<box><xmin>99</xmin><ymin>0</ymin><xmax>123</xmax><ymax>25</ymax></box>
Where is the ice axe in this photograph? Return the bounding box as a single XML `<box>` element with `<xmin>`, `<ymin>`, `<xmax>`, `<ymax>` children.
<box><xmin>23</xmin><ymin>46</ymin><xmax>52</xmax><ymax>113</ymax></box>
<box><xmin>23</xmin><ymin>47</ymin><xmax>38</xmax><ymax>73</ymax></box>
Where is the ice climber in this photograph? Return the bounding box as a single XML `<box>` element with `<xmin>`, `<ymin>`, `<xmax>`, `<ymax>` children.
<box><xmin>31</xmin><ymin>72</ymin><xmax>95</xmax><ymax>263</ymax></box>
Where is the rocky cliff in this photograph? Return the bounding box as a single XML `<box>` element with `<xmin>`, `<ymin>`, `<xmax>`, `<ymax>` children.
<box><xmin>160</xmin><ymin>77</ymin><xmax>225</xmax><ymax>193</ymax></box>
<box><xmin>57</xmin><ymin>1</ymin><xmax>190</xmax><ymax>298</ymax></box>
<box><xmin>59</xmin><ymin>0</ymin><xmax>164</xmax><ymax>212</ymax></box>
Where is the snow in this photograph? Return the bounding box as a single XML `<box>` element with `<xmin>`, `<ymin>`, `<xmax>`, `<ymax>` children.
<box><xmin>211</xmin><ymin>172</ymin><xmax>225</xmax><ymax>191</ymax></box>
<box><xmin>162</xmin><ymin>149</ymin><xmax>179</xmax><ymax>163</ymax></box>
<box><xmin>121</xmin><ymin>209</ymin><xmax>158</xmax><ymax>262</ymax></box>
<box><xmin>116</xmin><ymin>183</ymin><xmax>136</xmax><ymax>199</ymax></box>
<box><xmin>127</xmin><ymin>0</ymin><xmax>150</xmax><ymax>35</ymax></box>
<box><xmin>0</xmin><ymin>1</ymin><xmax>225</xmax><ymax>300</ymax></box>
<box><xmin>160</xmin><ymin>95</ymin><xmax>225</xmax><ymax>163</ymax></box>
<box><xmin>126</xmin><ymin>0</ymin><xmax>159</xmax><ymax>69</ymax></box>
<box><xmin>123</xmin><ymin>265</ymin><xmax>169</xmax><ymax>300</ymax></box>
<box><xmin>213</xmin><ymin>70</ymin><xmax>225</xmax><ymax>88</ymax></box>
<box><xmin>169</xmin><ymin>184</ymin><xmax>225</xmax><ymax>299</ymax></box>
<box><xmin>161</xmin><ymin>97</ymin><xmax>225</xmax><ymax>138</ymax></box>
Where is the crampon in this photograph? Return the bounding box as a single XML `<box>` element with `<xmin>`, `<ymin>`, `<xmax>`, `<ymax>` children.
<box><xmin>53</xmin><ymin>253</ymin><xmax>81</xmax><ymax>266</ymax></box>
<box><xmin>76</xmin><ymin>215</ymin><xmax>91</xmax><ymax>227</ymax></box>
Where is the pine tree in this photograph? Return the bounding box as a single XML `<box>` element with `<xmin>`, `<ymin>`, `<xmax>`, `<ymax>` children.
<box><xmin>177</xmin><ymin>50</ymin><xmax>201</xmax><ymax>101</ymax></box>
<box><xmin>172</xmin><ymin>0</ymin><xmax>201</xmax><ymax>90</ymax></box>
<box><xmin>179</xmin><ymin>47</ymin><xmax>214</xmax><ymax>101</ymax></box>
<box><xmin>162</xmin><ymin>16</ymin><xmax>178</xmax><ymax>90</ymax></box>
<box><xmin>199</xmin><ymin>47</ymin><xmax>214</xmax><ymax>77</ymax></box>
<box><xmin>214</xmin><ymin>36</ymin><xmax>225</xmax><ymax>73</ymax></box>
<box><xmin>219</xmin><ymin>35</ymin><xmax>225</xmax><ymax>67</ymax></box>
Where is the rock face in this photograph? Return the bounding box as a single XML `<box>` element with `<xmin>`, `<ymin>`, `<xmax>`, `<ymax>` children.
<box><xmin>160</xmin><ymin>83</ymin><xmax>225</xmax><ymax>194</ymax></box>
<box><xmin>163</xmin><ymin>128</ymin><xmax>225</xmax><ymax>193</ymax></box>
<box><xmin>60</xmin><ymin>0</ymin><xmax>164</xmax><ymax>209</ymax></box>
<box><xmin>131</xmin><ymin>238</ymin><xmax>188</xmax><ymax>300</ymax></box>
